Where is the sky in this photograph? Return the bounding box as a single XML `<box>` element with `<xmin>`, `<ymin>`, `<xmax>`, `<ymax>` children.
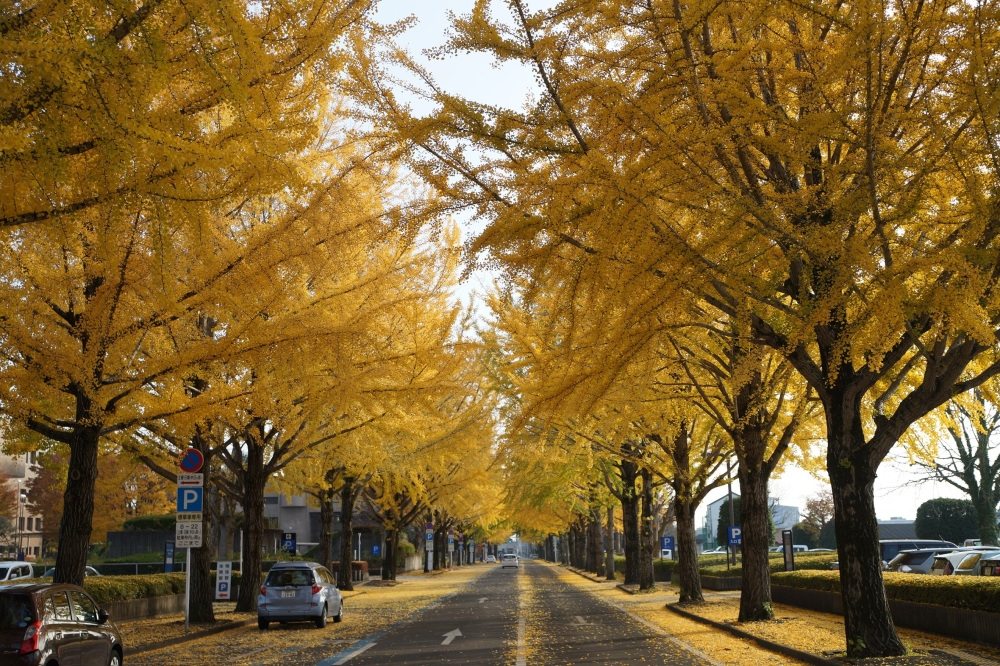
<box><xmin>371</xmin><ymin>0</ymin><xmax>971</xmax><ymax>526</ymax></box>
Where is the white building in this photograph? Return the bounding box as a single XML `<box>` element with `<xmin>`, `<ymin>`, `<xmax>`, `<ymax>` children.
<box><xmin>702</xmin><ymin>494</ymin><xmax>800</xmax><ymax>550</ymax></box>
<box><xmin>0</xmin><ymin>449</ymin><xmax>44</xmax><ymax>559</ymax></box>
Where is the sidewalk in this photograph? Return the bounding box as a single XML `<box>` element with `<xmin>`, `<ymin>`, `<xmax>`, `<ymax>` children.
<box><xmin>561</xmin><ymin>565</ymin><xmax>1000</xmax><ymax>666</ymax></box>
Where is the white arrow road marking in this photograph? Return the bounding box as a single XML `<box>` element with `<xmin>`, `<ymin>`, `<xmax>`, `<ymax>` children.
<box><xmin>478</xmin><ymin>597</ymin><xmax>489</xmax><ymax>603</ymax></box>
<box><xmin>441</xmin><ymin>628</ymin><xmax>463</xmax><ymax>645</ymax></box>
<box><xmin>568</xmin><ymin>615</ymin><xmax>587</xmax><ymax>627</ymax></box>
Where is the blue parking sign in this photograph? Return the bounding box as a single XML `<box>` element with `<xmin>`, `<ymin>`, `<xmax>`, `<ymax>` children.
<box><xmin>728</xmin><ymin>526</ymin><xmax>742</xmax><ymax>546</ymax></box>
<box><xmin>372</xmin><ymin>545</ymin><xmax>381</xmax><ymax>555</ymax></box>
<box><xmin>661</xmin><ymin>536</ymin><xmax>674</xmax><ymax>550</ymax></box>
<box><xmin>176</xmin><ymin>487</ymin><xmax>203</xmax><ymax>512</ymax></box>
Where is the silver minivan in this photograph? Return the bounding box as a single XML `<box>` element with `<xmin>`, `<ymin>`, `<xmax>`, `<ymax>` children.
<box><xmin>0</xmin><ymin>562</ymin><xmax>35</xmax><ymax>582</ymax></box>
<box><xmin>257</xmin><ymin>561</ymin><xmax>343</xmax><ymax>630</ymax></box>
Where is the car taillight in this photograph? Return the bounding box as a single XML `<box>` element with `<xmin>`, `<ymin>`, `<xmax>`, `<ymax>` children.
<box><xmin>260</xmin><ymin>586</ymin><xmax>267</xmax><ymax>595</ymax></box>
<box><xmin>312</xmin><ymin>584</ymin><xmax>322</xmax><ymax>595</ymax></box>
<box><xmin>20</xmin><ymin>621</ymin><xmax>41</xmax><ymax>654</ymax></box>
<box><xmin>945</xmin><ymin>563</ymin><xmax>954</xmax><ymax>575</ymax></box>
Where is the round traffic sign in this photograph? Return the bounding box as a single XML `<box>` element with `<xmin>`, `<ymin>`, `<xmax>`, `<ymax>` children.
<box><xmin>179</xmin><ymin>448</ymin><xmax>204</xmax><ymax>473</ymax></box>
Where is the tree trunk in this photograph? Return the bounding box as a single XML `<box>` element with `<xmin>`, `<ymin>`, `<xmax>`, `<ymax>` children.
<box><xmin>317</xmin><ymin>486</ymin><xmax>335</xmax><ymax>571</ymax></box>
<box><xmin>53</xmin><ymin>424</ymin><xmax>101</xmax><ymax>586</ymax></box>
<box><xmin>621</xmin><ymin>460</ymin><xmax>641</xmax><ymax>585</ymax></box>
<box><xmin>189</xmin><ymin>520</ymin><xmax>216</xmax><ymax>623</ymax></box>
<box><xmin>384</xmin><ymin>529</ymin><xmax>399</xmax><ymax>580</ymax></box>
<box><xmin>639</xmin><ymin>467</ymin><xmax>655</xmax><ymax>590</ymax></box>
<box><xmin>234</xmin><ymin>446</ymin><xmax>266</xmax><ymax>612</ymax></box>
<box><xmin>605</xmin><ymin>506</ymin><xmax>616</xmax><ymax>580</ymax></box>
<box><xmin>189</xmin><ymin>440</ymin><xmax>216</xmax><ymax>623</ymax></box>
<box><xmin>829</xmin><ymin>424</ymin><xmax>905</xmax><ymax>658</ymax></box>
<box><xmin>973</xmin><ymin>490</ymin><xmax>999</xmax><ymax>547</ymax></box>
<box><xmin>738</xmin><ymin>463</ymin><xmax>773</xmax><ymax>621</ymax></box>
<box><xmin>587</xmin><ymin>511</ymin><xmax>601</xmax><ymax>573</ymax></box>
<box><xmin>675</xmin><ymin>497</ymin><xmax>703</xmax><ymax>602</ymax></box>
<box><xmin>338</xmin><ymin>477</ymin><xmax>357</xmax><ymax>591</ymax></box>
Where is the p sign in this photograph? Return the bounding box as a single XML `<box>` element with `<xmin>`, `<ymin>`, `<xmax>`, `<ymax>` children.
<box><xmin>176</xmin><ymin>487</ymin><xmax>203</xmax><ymax>513</ymax></box>
<box><xmin>728</xmin><ymin>526</ymin><xmax>742</xmax><ymax>546</ymax></box>
<box><xmin>661</xmin><ymin>536</ymin><xmax>674</xmax><ymax>551</ymax></box>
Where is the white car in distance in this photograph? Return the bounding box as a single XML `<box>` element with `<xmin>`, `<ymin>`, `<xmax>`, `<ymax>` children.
<box><xmin>501</xmin><ymin>553</ymin><xmax>519</xmax><ymax>568</ymax></box>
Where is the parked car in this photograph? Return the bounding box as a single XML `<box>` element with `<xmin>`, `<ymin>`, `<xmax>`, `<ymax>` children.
<box><xmin>0</xmin><ymin>582</ymin><xmax>123</xmax><ymax>666</ymax></box>
<box><xmin>501</xmin><ymin>553</ymin><xmax>519</xmax><ymax>568</ymax></box>
<box><xmin>40</xmin><ymin>566</ymin><xmax>102</xmax><ymax>578</ymax></box>
<box><xmin>929</xmin><ymin>549</ymin><xmax>1000</xmax><ymax>576</ymax></box>
<box><xmin>979</xmin><ymin>555</ymin><xmax>1000</xmax><ymax>576</ymax></box>
<box><xmin>886</xmin><ymin>548</ymin><xmax>966</xmax><ymax>574</ymax></box>
<box><xmin>879</xmin><ymin>539</ymin><xmax>956</xmax><ymax>565</ymax></box>
<box><xmin>0</xmin><ymin>562</ymin><xmax>34</xmax><ymax>583</ymax></box>
<box><xmin>701</xmin><ymin>547</ymin><xmax>730</xmax><ymax>555</ymax></box>
<box><xmin>485</xmin><ymin>555</ymin><xmax>496</xmax><ymax>563</ymax></box>
<box><xmin>257</xmin><ymin>561</ymin><xmax>343</xmax><ymax>630</ymax></box>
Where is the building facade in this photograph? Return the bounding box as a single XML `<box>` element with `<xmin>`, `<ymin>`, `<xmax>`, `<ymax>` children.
<box><xmin>701</xmin><ymin>494</ymin><xmax>800</xmax><ymax>550</ymax></box>
<box><xmin>0</xmin><ymin>450</ymin><xmax>44</xmax><ymax>560</ymax></box>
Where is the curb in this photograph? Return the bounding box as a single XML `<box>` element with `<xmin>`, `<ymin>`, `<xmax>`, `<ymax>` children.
<box><xmin>563</xmin><ymin>565</ymin><xmax>617</xmax><ymax>584</ymax></box>
<box><xmin>666</xmin><ymin>603</ymin><xmax>842</xmax><ymax>666</ymax></box>
<box><xmin>128</xmin><ymin>618</ymin><xmax>257</xmax><ymax>656</ymax></box>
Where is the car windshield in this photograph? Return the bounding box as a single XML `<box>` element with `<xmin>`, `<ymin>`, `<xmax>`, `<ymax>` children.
<box><xmin>0</xmin><ymin>595</ymin><xmax>34</xmax><ymax>630</ymax></box>
<box><xmin>265</xmin><ymin>569</ymin><xmax>313</xmax><ymax>587</ymax></box>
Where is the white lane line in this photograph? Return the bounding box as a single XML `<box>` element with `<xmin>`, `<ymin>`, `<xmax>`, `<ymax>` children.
<box><xmin>332</xmin><ymin>642</ymin><xmax>375</xmax><ymax>665</ymax></box>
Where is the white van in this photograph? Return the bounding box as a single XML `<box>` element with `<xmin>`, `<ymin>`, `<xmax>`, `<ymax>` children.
<box><xmin>0</xmin><ymin>561</ymin><xmax>34</xmax><ymax>582</ymax></box>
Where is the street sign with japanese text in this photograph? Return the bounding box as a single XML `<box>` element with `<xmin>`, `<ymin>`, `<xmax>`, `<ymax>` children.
<box><xmin>176</xmin><ymin>521</ymin><xmax>202</xmax><ymax>548</ymax></box>
<box><xmin>215</xmin><ymin>561</ymin><xmax>232</xmax><ymax>600</ymax></box>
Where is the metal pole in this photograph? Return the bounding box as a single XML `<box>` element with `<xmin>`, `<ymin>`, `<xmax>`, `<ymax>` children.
<box><xmin>239</xmin><ymin>530</ymin><xmax>243</xmax><ymax>575</ymax></box>
<box><xmin>184</xmin><ymin>547</ymin><xmax>191</xmax><ymax>632</ymax></box>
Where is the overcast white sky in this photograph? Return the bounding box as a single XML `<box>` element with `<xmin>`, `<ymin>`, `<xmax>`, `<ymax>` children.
<box><xmin>372</xmin><ymin>0</ymin><xmax>970</xmax><ymax>525</ymax></box>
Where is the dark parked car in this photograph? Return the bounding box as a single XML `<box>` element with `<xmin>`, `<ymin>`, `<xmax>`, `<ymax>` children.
<box><xmin>0</xmin><ymin>583</ymin><xmax>122</xmax><ymax>666</ymax></box>
<box><xmin>879</xmin><ymin>539</ymin><xmax>956</xmax><ymax>565</ymax></box>
<box><xmin>257</xmin><ymin>561</ymin><xmax>342</xmax><ymax>630</ymax></box>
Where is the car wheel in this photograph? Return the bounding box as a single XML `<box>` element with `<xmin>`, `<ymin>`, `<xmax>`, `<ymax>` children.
<box><xmin>108</xmin><ymin>649</ymin><xmax>122</xmax><ymax>666</ymax></box>
<box><xmin>258</xmin><ymin>618</ymin><xmax>269</xmax><ymax>630</ymax></box>
<box><xmin>333</xmin><ymin>601</ymin><xmax>343</xmax><ymax>623</ymax></box>
<box><xmin>315</xmin><ymin>604</ymin><xmax>327</xmax><ymax>629</ymax></box>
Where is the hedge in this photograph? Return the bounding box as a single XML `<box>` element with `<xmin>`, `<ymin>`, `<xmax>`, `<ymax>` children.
<box><xmin>771</xmin><ymin>569</ymin><xmax>1000</xmax><ymax>614</ymax></box>
<box><xmin>80</xmin><ymin>573</ymin><xmax>187</xmax><ymax>604</ymax></box>
<box><xmin>609</xmin><ymin>552</ymin><xmax>838</xmax><ymax>578</ymax></box>
<box><xmin>699</xmin><ymin>552</ymin><xmax>838</xmax><ymax>578</ymax></box>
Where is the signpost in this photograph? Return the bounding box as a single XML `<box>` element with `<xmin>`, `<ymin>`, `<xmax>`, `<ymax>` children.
<box><xmin>782</xmin><ymin>529</ymin><xmax>795</xmax><ymax>572</ymax></box>
<box><xmin>164</xmin><ymin>542</ymin><xmax>175</xmax><ymax>574</ymax></box>
<box><xmin>425</xmin><ymin>523</ymin><xmax>433</xmax><ymax>572</ymax></box>
<box><xmin>216</xmin><ymin>561</ymin><xmax>232</xmax><ymax>600</ymax></box>
<box><xmin>282</xmin><ymin>532</ymin><xmax>297</xmax><ymax>554</ymax></box>
<box><xmin>176</xmin><ymin>449</ymin><xmax>204</xmax><ymax>631</ymax></box>
<box><xmin>660</xmin><ymin>536</ymin><xmax>674</xmax><ymax>560</ymax></box>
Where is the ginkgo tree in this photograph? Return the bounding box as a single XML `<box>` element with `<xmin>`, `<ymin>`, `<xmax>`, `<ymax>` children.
<box><xmin>0</xmin><ymin>0</ymin><xmax>382</xmax><ymax>587</ymax></box>
<box><xmin>356</xmin><ymin>0</ymin><xmax>1000</xmax><ymax>656</ymax></box>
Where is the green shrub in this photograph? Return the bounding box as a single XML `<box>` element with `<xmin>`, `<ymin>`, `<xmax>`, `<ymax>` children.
<box><xmin>770</xmin><ymin>570</ymin><xmax>1000</xmax><ymax>614</ymax></box>
<box><xmin>700</xmin><ymin>552</ymin><xmax>838</xmax><ymax>578</ymax></box>
<box><xmin>81</xmin><ymin>573</ymin><xmax>187</xmax><ymax>604</ymax></box>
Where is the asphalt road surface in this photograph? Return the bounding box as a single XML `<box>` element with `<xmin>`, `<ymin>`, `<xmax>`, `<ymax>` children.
<box><xmin>328</xmin><ymin>561</ymin><xmax>710</xmax><ymax>665</ymax></box>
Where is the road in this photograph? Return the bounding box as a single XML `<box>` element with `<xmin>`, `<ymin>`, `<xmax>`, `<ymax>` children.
<box><xmin>327</xmin><ymin>561</ymin><xmax>709</xmax><ymax>666</ymax></box>
<box><xmin>138</xmin><ymin>562</ymin><xmax>711</xmax><ymax>665</ymax></box>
